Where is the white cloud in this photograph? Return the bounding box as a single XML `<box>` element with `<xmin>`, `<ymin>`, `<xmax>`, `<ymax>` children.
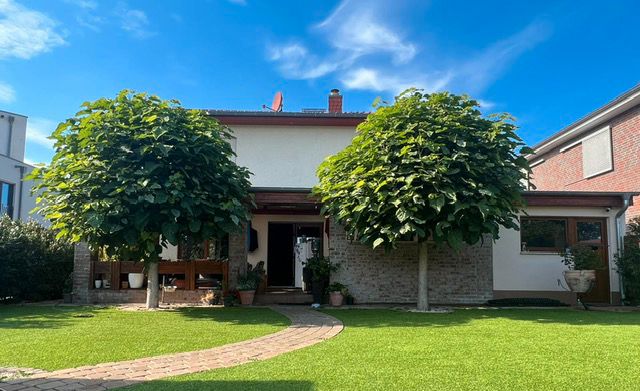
<box><xmin>454</xmin><ymin>20</ymin><xmax>552</xmax><ymax>93</ymax></box>
<box><xmin>268</xmin><ymin>0</ymin><xmax>416</xmax><ymax>81</ymax></box>
<box><xmin>0</xmin><ymin>0</ymin><xmax>66</xmax><ymax>59</ymax></box>
<box><xmin>342</xmin><ymin>68</ymin><xmax>451</xmax><ymax>95</ymax></box>
<box><xmin>266</xmin><ymin>0</ymin><xmax>551</xmax><ymax>98</ymax></box>
<box><xmin>0</xmin><ymin>81</ymin><xmax>15</xmax><ymax>103</ymax></box>
<box><xmin>118</xmin><ymin>3</ymin><xmax>155</xmax><ymax>39</ymax></box>
<box><xmin>64</xmin><ymin>0</ymin><xmax>97</xmax><ymax>9</ymax></box>
<box><xmin>316</xmin><ymin>1</ymin><xmax>416</xmax><ymax>64</ymax></box>
<box><xmin>26</xmin><ymin>117</ymin><xmax>57</xmax><ymax>149</ymax></box>
<box><xmin>76</xmin><ymin>14</ymin><xmax>104</xmax><ymax>32</ymax></box>
<box><xmin>267</xmin><ymin>43</ymin><xmax>338</xmax><ymax>79</ymax></box>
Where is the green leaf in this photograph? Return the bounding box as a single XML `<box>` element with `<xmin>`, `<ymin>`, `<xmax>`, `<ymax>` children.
<box><xmin>189</xmin><ymin>220</ymin><xmax>201</xmax><ymax>233</ymax></box>
<box><xmin>373</xmin><ymin>238</ymin><xmax>385</xmax><ymax>249</ymax></box>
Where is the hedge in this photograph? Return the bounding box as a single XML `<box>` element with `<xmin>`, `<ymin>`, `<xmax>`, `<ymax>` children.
<box><xmin>0</xmin><ymin>216</ymin><xmax>73</xmax><ymax>303</ymax></box>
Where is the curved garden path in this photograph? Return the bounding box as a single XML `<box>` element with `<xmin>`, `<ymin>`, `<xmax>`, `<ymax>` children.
<box><xmin>0</xmin><ymin>306</ymin><xmax>343</xmax><ymax>391</ymax></box>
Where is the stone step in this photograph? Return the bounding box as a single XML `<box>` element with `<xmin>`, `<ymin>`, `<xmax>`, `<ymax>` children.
<box><xmin>254</xmin><ymin>291</ymin><xmax>313</xmax><ymax>305</ymax></box>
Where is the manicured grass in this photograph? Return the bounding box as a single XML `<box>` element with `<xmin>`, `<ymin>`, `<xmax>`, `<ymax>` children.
<box><xmin>0</xmin><ymin>305</ymin><xmax>288</xmax><ymax>371</ymax></box>
<box><xmin>130</xmin><ymin>309</ymin><xmax>640</xmax><ymax>391</ymax></box>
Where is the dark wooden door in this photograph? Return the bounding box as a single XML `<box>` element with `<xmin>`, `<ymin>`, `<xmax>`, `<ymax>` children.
<box><xmin>267</xmin><ymin>223</ymin><xmax>295</xmax><ymax>286</ymax></box>
<box><xmin>568</xmin><ymin>218</ymin><xmax>610</xmax><ymax>303</ymax></box>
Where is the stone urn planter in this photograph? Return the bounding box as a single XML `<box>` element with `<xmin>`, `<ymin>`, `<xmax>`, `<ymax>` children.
<box><xmin>128</xmin><ymin>273</ymin><xmax>145</xmax><ymax>289</ymax></box>
<box><xmin>563</xmin><ymin>270</ymin><xmax>596</xmax><ymax>293</ymax></box>
<box><xmin>329</xmin><ymin>291</ymin><xmax>344</xmax><ymax>307</ymax></box>
<box><xmin>238</xmin><ymin>290</ymin><xmax>255</xmax><ymax>305</ymax></box>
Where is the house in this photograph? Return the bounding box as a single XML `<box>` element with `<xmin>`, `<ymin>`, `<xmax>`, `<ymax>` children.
<box><xmin>0</xmin><ymin>110</ymin><xmax>38</xmax><ymax>222</ymax></box>
<box><xmin>528</xmin><ymin>83</ymin><xmax>640</xmax><ymax>221</ymax></box>
<box><xmin>72</xmin><ymin>90</ymin><xmax>635</xmax><ymax>306</ymax></box>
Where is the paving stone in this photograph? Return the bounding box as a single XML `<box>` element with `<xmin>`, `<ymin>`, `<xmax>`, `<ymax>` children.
<box><xmin>0</xmin><ymin>307</ymin><xmax>342</xmax><ymax>391</ymax></box>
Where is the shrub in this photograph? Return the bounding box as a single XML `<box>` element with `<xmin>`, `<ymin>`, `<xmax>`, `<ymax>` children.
<box><xmin>0</xmin><ymin>216</ymin><xmax>74</xmax><ymax>303</ymax></box>
<box><xmin>616</xmin><ymin>236</ymin><xmax>640</xmax><ymax>305</ymax></box>
<box><xmin>560</xmin><ymin>244</ymin><xmax>603</xmax><ymax>270</ymax></box>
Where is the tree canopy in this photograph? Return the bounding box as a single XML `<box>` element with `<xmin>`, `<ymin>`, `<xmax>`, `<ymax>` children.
<box><xmin>31</xmin><ymin>90</ymin><xmax>253</xmax><ymax>263</ymax></box>
<box><xmin>315</xmin><ymin>89</ymin><xmax>531</xmax><ymax>250</ymax></box>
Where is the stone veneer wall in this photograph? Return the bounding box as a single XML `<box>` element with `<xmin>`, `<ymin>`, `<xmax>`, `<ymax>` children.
<box><xmin>72</xmin><ymin>243</ymin><xmax>92</xmax><ymax>304</ymax></box>
<box><xmin>329</xmin><ymin>223</ymin><xmax>493</xmax><ymax>304</ymax></box>
<box><xmin>227</xmin><ymin>224</ymin><xmax>248</xmax><ymax>289</ymax></box>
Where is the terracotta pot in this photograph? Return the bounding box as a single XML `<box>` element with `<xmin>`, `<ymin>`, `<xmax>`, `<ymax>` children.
<box><xmin>128</xmin><ymin>273</ymin><xmax>145</xmax><ymax>289</ymax></box>
<box><xmin>329</xmin><ymin>291</ymin><xmax>344</xmax><ymax>307</ymax></box>
<box><xmin>238</xmin><ymin>290</ymin><xmax>255</xmax><ymax>305</ymax></box>
<box><xmin>563</xmin><ymin>270</ymin><xmax>596</xmax><ymax>293</ymax></box>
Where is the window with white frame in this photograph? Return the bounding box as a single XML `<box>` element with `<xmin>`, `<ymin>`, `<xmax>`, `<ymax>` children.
<box><xmin>0</xmin><ymin>181</ymin><xmax>15</xmax><ymax>218</ymax></box>
<box><xmin>582</xmin><ymin>126</ymin><xmax>612</xmax><ymax>178</ymax></box>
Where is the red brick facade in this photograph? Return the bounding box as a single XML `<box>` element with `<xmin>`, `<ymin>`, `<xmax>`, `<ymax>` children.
<box><xmin>529</xmin><ymin>105</ymin><xmax>640</xmax><ymax>220</ymax></box>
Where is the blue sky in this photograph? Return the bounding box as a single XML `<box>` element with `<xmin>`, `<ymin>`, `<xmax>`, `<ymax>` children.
<box><xmin>1</xmin><ymin>0</ymin><xmax>639</xmax><ymax>165</ymax></box>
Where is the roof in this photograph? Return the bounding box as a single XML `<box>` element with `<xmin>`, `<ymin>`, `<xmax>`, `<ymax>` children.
<box><xmin>529</xmin><ymin>82</ymin><xmax>640</xmax><ymax>158</ymax></box>
<box><xmin>523</xmin><ymin>191</ymin><xmax>637</xmax><ymax>208</ymax></box>
<box><xmin>205</xmin><ymin>110</ymin><xmax>368</xmax><ymax>127</ymax></box>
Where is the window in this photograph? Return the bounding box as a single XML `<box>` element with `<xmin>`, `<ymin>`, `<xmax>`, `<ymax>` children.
<box><xmin>520</xmin><ymin>218</ymin><xmax>567</xmax><ymax>252</ymax></box>
<box><xmin>0</xmin><ymin>181</ymin><xmax>14</xmax><ymax>218</ymax></box>
<box><xmin>582</xmin><ymin>126</ymin><xmax>612</xmax><ymax>178</ymax></box>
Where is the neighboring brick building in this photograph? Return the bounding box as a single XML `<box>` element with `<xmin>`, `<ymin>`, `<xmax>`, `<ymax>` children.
<box><xmin>528</xmin><ymin>83</ymin><xmax>640</xmax><ymax>220</ymax></box>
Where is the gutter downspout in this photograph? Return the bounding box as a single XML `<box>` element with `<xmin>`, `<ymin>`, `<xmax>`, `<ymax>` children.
<box><xmin>614</xmin><ymin>194</ymin><xmax>633</xmax><ymax>305</ymax></box>
<box><xmin>15</xmin><ymin>165</ymin><xmax>25</xmax><ymax>220</ymax></box>
<box><xmin>7</xmin><ymin>115</ymin><xmax>14</xmax><ymax>157</ymax></box>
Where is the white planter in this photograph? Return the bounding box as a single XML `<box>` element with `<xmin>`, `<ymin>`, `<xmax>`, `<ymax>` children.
<box><xmin>563</xmin><ymin>270</ymin><xmax>596</xmax><ymax>293</ymax></box>
<box><xmin>128</xmin><ymin>273</ymin><xmax>145</xmax><ymax>289</ymax></box>
<box><xmin>94</xmin><ymin>280</ymin><xmax>102</xmax><ymax>289</ymax></box>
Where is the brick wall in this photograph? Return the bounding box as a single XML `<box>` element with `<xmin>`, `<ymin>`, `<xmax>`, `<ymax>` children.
<box><xmin>530</xmin><ymin>105</ymin><xmax>640</xmax><ymax>220</ymax></box>
<box><xmin>329</xmin><ymin>222</ymin><xmax>493</xmax><ymax>304</ymax></box>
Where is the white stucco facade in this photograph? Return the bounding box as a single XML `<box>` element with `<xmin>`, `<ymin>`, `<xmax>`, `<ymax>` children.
<box><xmin>493</xmin><ymin>206</ymin><xmax>622</xmax><ymax>299</ymax></box>
<box><xmin>230</xmin><ymin>125</ymin><xmax>356</xmax><ymax>188</ymax></box>
<box><xmin>247</xmin><ymin>214</ymin><xmax>328</xmax><ymax>266</ymax></box>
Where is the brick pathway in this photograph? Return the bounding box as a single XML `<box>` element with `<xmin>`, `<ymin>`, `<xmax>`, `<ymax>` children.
<box><xmin>0</xmin><ymin>306</ymin><xmax>343</xmax><ymax>391</ymax></box>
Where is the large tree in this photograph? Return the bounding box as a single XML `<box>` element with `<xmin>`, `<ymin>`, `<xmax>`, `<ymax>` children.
<box><xmin>31</xmin><ymin>90</ymin><xmax>252</xmax><ymax>308</ymax></box>
<box><xmin>315</xmin><ymin>90</ymin><xmax>531</xmax><ymax>311</ymax></box>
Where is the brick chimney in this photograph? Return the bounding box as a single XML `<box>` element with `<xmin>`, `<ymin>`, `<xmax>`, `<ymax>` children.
<box><xmin>328</xmin><ymin>88</ymin><xmax>343</xmax><ymax>113</ymax></box>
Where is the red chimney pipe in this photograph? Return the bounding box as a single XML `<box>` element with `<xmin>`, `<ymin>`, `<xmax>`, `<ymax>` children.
<box><xmin>328</xmin><ymin>88</ymin><xmax>343</xmax><ymax>113</ymax></box>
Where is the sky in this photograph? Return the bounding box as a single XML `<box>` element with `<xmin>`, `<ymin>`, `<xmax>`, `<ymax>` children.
<box><xmin>1</xmin><ymin>0</ymin><xmax>639</xmax><ymax>165</ymax></box>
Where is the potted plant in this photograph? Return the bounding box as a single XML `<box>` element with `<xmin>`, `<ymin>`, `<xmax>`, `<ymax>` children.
<box><xmin>304</xmin><ymin>256</ymin><xmax>339</xmax><ymax>304</ymax></box>
<box><xmin>128</xmin><ymin>272</ymin><xmax>145</xmax><ymax>289</ymax></box>
<box><xmin>327</xmin><ymin>282</ymin><xmax>347</xmax><ymax>307</ymax></box>
<box><xmin>237</xmin><ymin>265</ymin><xmax>260</xmax><ymax>305</ymax></box>
<box><xmin>561</xmin><ymin>244</ymin><xmax>603</xmax><ymax>292</ymax></box>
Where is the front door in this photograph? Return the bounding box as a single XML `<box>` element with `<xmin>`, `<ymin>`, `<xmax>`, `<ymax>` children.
<box><xmin>267</xmin><ymin>223</ymin><xmax>295</xmax><ymax>286</ymax></box>
<box><xmin>568</xmin><ymin>218</ymin><xmax>610</xmax><ymax>303</ymax></box>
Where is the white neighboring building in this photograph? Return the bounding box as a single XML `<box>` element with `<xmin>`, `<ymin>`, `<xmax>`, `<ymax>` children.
<box><xmin>0</xmin><ymin>110</ymin><xmax>39</xmax><ymax>222</ymax></box>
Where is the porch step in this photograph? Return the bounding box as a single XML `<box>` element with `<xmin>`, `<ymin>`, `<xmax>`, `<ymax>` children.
<box><xmin>255</xmin><ymin>290</ymin><xmax>313</xmax><ymax>305</ymax></box>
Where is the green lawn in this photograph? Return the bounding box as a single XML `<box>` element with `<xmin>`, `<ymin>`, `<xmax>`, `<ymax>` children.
<box><xmin>0</xmin><ymin>305</ymin><xmax>288</xmax><ymax>371</ymax></box>
<box><xmin>129</xmin><ymin>309</ymin><xmax>640</xmax><ymax>391</ymax></box>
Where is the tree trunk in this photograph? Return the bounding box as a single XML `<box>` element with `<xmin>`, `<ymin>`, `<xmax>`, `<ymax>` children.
<box><xmin>146</xmin><ymin>262</ymin><xmax>160</xmax><ymax>309</ymax></box>
<box><xmin>417</xmin><ymin>240</ymin><xmax>429</xmax><ymax>311</ymax></box>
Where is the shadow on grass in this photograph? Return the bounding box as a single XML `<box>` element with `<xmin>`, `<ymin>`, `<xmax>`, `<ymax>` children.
<box><xmin>173</xmin><ymin>307</ymin><xmax>290</xmax><ymax>328</ymax></box>
<box><xmin>128</xmin><ymin>379</ymin><xmax>314</xmax><ymax>391</ymax></box>
<box><xmin>0</xmin><ymin>306</ymin><xmax>101</xmax><ymax>329</ymax></box>
<box><xmin>0</xmin><ymin>376</ymin><xmax>314</xmax><ymax>391</ymax></box>
<box><xmin>323</xmin><ymin>308</ymin><xmax>640</xmax><ymax>328</ymax></box>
